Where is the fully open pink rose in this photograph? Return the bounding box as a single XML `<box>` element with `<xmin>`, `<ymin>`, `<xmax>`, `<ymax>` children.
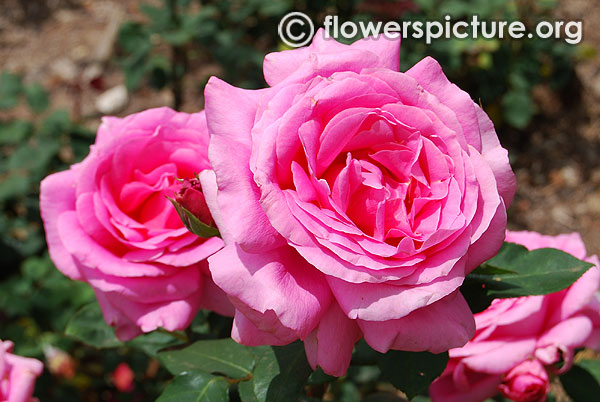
<box><xmin>203</xmin><ymin>30</ymin><xmax>516</xmax><ymax>375</ymax></box>
<box><xmin>40</xmin><ymin>107</ymin><xmax>232</xmax><ymax>340</ymax></box>
<box><xmin>1</xmin><ymin>340</ymin><xmax>43</xmax><ymax>402</ymax></box>
<box><xmin>429</xmin><ymin>230</ymin><xmax>600</xmax><ymax>402</ymax></box>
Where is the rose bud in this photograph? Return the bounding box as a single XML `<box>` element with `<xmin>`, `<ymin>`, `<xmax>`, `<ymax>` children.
<box><xmin>174</xmin><ymin>178</ymin><xmax>214</xmax><ymax>226</ymax></box>
<box><xmin>498</xmin><ymin>360</ymin><xmax>549</xmax><ymax>402</ymax></box>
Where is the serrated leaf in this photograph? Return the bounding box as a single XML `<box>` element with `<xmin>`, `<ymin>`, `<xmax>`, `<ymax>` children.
<box><xmin>65</xmin><ymin>302</ymin><xmax>123</xmax><ymax>348</ymax></box>
<box><xmin>156</xmin><ymin>371</ymin><xmax>229</xmax><ymax>402</ymax></box>
<box><xmin>377</xmin><ymin>350</ymin><xmax>448</xmax><ymax>399</ymax></box>
<box><xmin>159</xmin><ymin>338</ymin><xmax>254</xmax><ymax>379</ymax></box>
<box><xmin>467</xmin><ymin>242</ymin><xmax>594</xmax><ymax>298</ymax></box>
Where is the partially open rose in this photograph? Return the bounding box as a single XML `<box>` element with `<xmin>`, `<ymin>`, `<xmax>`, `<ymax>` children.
<box><xmin>203</xmin><ymin>30</ymin><xmax>516</xmax><ymax>375</ymax></box>
<box><xmin>40</xmin><ymin>107</ymin><xmax>232</xmax><ymax>340</ymax></box>
<box><xmin>429</xmin><ymin>231</ymin><xmax>600</xmax><ymax>402</ymax></box>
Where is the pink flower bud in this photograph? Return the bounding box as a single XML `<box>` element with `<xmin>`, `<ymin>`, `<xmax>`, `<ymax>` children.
<box><xmin>498</xmin><ymin>360</ymin><xmax>549</xmax><ymax>402</ymax></box>
<box><xmin>174</xmin><ymin>178</ymin><xmax>214</xmax><ymax>226</ymax></box>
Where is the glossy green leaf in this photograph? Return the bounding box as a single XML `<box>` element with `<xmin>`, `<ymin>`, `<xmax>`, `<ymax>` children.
<box><xmin>156</xmin><ymin>371</ymin><xmax>229</xmax><ymax>402</ymax></box>
<box><xmin>159</xmin><ymin>338</ymin><xmax>254</xmax><ymax>379</ymax></box>
<box><xmin>65</xmin><ymin>302</ymin><xmax>122</xmax><ymax>348</ymax></box>
<box><xmin>467</xmin><ymin>242</ymin><xmax>594</xmax><ymax>298</ymax></box>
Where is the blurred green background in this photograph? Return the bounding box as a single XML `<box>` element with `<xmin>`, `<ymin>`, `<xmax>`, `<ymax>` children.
<box><xmin>1</xmin><ymin>0</ymin><xmax>599</xmax><ymax>400</ymax></box>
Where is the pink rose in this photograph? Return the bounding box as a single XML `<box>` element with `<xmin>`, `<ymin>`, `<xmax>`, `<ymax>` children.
<box><xmin>203</xmin><ymin>30</ymin><xmax>516</xmax><ymax>375</ymax></box>
<box><xmin>498</xmin><ymin>360</ymin><xmax>549</xmax><ymax>402</ymax></box>
<box><xmin>0</xmin><ymin>340</ymin><xmax>44</xmax><ymax>402</ymax></box>
<box><xmin>40</xmin><ymin>107</ymin><xmax>232</xmax><ymax>340</ymax></box>
<box><xmin>429</xmin><ymin>230</ymin><xmax>600</xmax><ymax>402</ymax></box>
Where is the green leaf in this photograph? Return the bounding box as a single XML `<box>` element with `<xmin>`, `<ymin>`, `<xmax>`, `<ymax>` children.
<box><xmin>560</xmin><ymin>361</ymin><xmax>600</xmax><ymax>402</ymax></box>
<box><xmin>238</xmin><ymin>346</ymin><xmax>278</xmax><ymax>402</ymax></box>
<box><xmin>65</xmin><ymin>302</ymin><xmax>123</xmax><ymax>348</ymax></box>
<box><xmin>264</xmin><ymin>342</ymin><xmax>313</xmax><ymax>402</ymax></box>
<box><xmin>377</xmin><ymin>350</ymin><xmax>448</xmax><ymax>399</ymax></box>
<box><xmin>39</xmin><ymin>109</ymin><xmax>71</xmax><ymax>137</ymax></box>
<box><xmin>238</xmin><ymin>342</ymin><xmax>313</xmax><ymax>402</ymax></box>
<box><xmin>0</xmin><ymin>71</ymin><xmax>23</xmax><ymax>109</ymax></box>
<box><xmin>578</xmin><ymin>360</ymin><xmax>600</xmax><ymax>381</ymax></box>
<box><xmin>467</xmin><ymin>242</ymin><xmax>594</xmax><ymax>298</ymax></box>
<box><xmin>502</xmin><ymin>90</ymin><xmax>535</xmax><ymax>129</ymax></box>
<box><xmin>127</xmin><ymin>331</ymin><xmax>183</xmax><ymax>357</ymax></box>
<box><xmin>24</xmin><ymin>83</ymin><xmax>49</xmax><ymax>113</ymax></box>
<box><xmin>159</xmin><ymin>338</ymin><xmax>254</xmax><ymax>379</ymax></box>
<box><xmin>156</xmin><ymin>371</ymin><xmax>229</xmax><ymax>402</ymax></box>
<box><xmin>168</xmin><ymin>197</ymin><xmax>220</xmax><ymax>238</ymax></box>
<box><xmin>0</xmin><ymin>120</ymin><xmax>33</xmax><ymax>145</ymax></box>
<box><xmin>0</xmin><ymin>173</ymin><xmax>30</xmax><ymax>202</ymax></box>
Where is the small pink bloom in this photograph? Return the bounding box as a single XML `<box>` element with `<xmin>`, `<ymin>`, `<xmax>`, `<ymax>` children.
<box><xmin>40</xmin><ymin>107</ymin><xmax>233</xmax><ymax>340</ymax></box>
<box><xmin>203</xmin><ymin>30</ymin><xmax>516</xmax><ymax>375</ymax></box>
<box><xmin>498</xmin><ymin>360</ymin><xmax>549</xmax><ymax>402</ymax></box>
<box><xmin>174</xmin><ymin>178</ymin><xmax>214</xmax><ymax>226</ymax></box>
<box><xmin>112</xmin><ymin>362</ymin><xmax>134</xmax><ymax>393</ymax></box>
<box><xmin>429</xmin><ymin>230</ymin><xmax>600</xmax><ymax>402</ymax></box>
<box><xmin>0</xmin><ymin>340</ymin><xmax>44</xmax><ymax>402</ymax></box>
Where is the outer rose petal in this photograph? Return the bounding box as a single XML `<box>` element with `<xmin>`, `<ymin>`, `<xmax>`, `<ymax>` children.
<box><xmin>429</xmin><ymin>370</ymin><xmax>501</xmax><ymax>402</ymax></box>
<box><xmin>263</xmin><ymin>28</ymin><xmax>400</xmax><ymax>86</ymax></box>
<box><xmin>406</xmin><ymin>56</ymin><xmax>515</xmax><ymax>207</ymax></box>
<box><xmin>358</xmin><ymin>291</ymin><xmax>475</xmax><ymax>353</ymax></box>
<box><xmin>205</xmin><ymin>77</ymin><xmax>285</xmax><ymax>252</ymax></box>
<box><xmin>94</xmin><ymin>288</ymin><xmax>202</xmax><ymax>340</ymax></box>
<box><xmin>304</xmin><ymin>302</ymin><xmax>361</xmax><ymax>376</ymax></box>
<box><xmin>207</xmin><ymin>244</ymin><xmax>332</xmax><ymax>339</ymax></box>
<box><xmin>231</xmin><ymin>310</ymin><xmax>297</xmax><ymax>346</ymax></box>
<box><xmin>40</xmin><ymin>169</ymin><xmax>82</xmax><ymax>280</ymax></box>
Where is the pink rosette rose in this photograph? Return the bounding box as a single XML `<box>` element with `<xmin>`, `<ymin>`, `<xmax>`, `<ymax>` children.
<box><xmin>429</xmin><ymin>230</ymin><xmax>600</xmax><ymax>402</ymax></box>
<box><xmin>203</xmin><ymin>30</ymin><xmax>516</xmax><ymax>375</ymax></box>
<box><xmin>40</xmin><ymin>107</ymin><xmax>232</xmax><ymax>340</ymax></box>
<box><xmin>0</xmin><ymin>340</ymin><xmax>44</xmax><ymax>402</ymax></box>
